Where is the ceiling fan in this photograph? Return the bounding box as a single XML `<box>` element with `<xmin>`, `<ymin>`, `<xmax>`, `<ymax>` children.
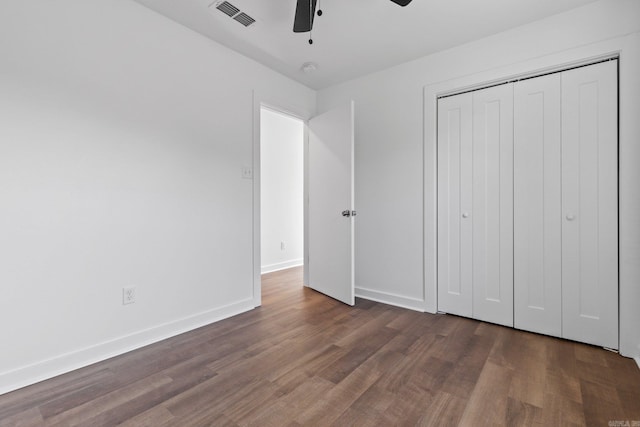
<box><xmin>293</xmin><ymin>0</ymin><xmax>412</xmax><ymax>41</ymax></box>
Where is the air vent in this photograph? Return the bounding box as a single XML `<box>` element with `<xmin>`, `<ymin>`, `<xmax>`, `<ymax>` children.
<box><xmin>233</xmin><ymin>12</ymin><xmax>255</xmax><ymax>27</ymax></box>
<box><xmin>212</xmin><ymin>1</ymin><xmax>256</xmax><ymax>27</ymax></box>
<box><xmin>216</xmin><ymin>1</ymin><xmax>239</xmax><ymax>17</ymax></box>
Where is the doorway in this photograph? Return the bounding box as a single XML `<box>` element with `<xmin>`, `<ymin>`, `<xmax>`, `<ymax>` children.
<box><xmin>253</xmin><ymin>98</ymin><xmax>355</xmax><ymax>308</ymax></box>
<box><xmin>259</xmin><ymin>107</ymin><xmax>305</xmax><ymax>276</ymax></box>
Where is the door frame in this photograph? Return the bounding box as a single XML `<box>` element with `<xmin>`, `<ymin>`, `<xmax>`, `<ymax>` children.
<box><xmin>252</xmin><ymin>90</ymin><xmax>314</xmax><ymax>308</ymax></box>
<box><xmin>425</xmin><ymin>34</ymin><xmax>640</xmax><ymax>360</ymax></box>
<box><xmin>426</xmin><ymin>51</ymin><xmax>620</xmax><ymax>315</ymax></box>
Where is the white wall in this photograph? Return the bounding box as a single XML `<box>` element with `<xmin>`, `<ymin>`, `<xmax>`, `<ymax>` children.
<box><xmin>317</xmin><ymin>0</ymin><xmax>640</xmax><ymax>358</ymax></box>
<box><xmin>0</xmin><ymin>0</ymin><xmax>315</xmax><ymax>394</ymax></box>
<box><xmin>260</xmin><ymin>108</ymin><xmax>304</xmax><ymax>273</ymax></box>
<box><xmin>1</xmin><ymin>0</ymin><xmax>637</xmax><ymax>396</ymax></box>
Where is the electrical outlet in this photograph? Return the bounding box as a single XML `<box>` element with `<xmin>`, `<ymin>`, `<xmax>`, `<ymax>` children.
<box><xmin>123</xmin><ymin>287</ymin><xmax>136</xmax><ymax>305</ymax></box>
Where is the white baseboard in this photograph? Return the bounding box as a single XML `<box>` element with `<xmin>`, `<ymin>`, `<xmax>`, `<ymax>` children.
<box><xmin>261</xmin><ymin>259</ymin><xmax>303</xmax><ymax>274</ymax></box>
<box><xmin>355</xmin><ymin>287</ymin><xmax>425</xmax><ymax>312</ymax></box>
<box><xmin>635</xmin><ymin>356</ymin><xmax>640</xmax><ymax>372</ymax></box>
<box><xmin>0</xmin><ymin>298</ymin><xmax>255</xmax><ymax>396</ymax></box>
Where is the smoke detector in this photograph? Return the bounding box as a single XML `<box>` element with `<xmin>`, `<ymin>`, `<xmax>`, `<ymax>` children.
<box><xmin>301</xmin><ymin>62</ymin><xmax>318</xmax><ymax>73</ymax></box>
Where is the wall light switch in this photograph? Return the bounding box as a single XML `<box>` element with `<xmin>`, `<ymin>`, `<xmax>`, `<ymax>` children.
<box><xmin>123</xmin><ymin>287</ymin><xmax>136</xmax><ymax>305</ymax></box>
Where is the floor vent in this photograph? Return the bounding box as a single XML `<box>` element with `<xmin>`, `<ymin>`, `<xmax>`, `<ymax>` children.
<box><xmin>213</xmin><ymin>1</ymin><xmax>256</xmax><ymax>27</ymax></box>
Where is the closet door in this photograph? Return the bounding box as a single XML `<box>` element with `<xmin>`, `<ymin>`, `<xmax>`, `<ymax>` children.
<box><xmin>472</xmin><ymin>84</ymin><xmax>514</xmax><ymax>327</ymax></box>
<box><xmin>437</xmin><ymin>93</ymin><xmax>473</xmax><ymax>318</ymax></box>
<box><xmin>513</xmin><ymin>74</ymin><xmax>562</xmax><ymax>337</ymax></box>
<box><xmin>561</xmin><ymin>61</ymin><xmax>618</xmax><ymax>349</ymax></box>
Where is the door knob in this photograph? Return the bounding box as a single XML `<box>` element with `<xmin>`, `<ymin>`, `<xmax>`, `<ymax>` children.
<box><xmin>342</xmin><ymin>210</ymin><xmax>356</xmax><ymax>217</ymax></box>
<box><xmin>462</xmin><ymin>212</ymin><xmax>470</xmax><ymax>218</ymax></box>
<box><xmin>566</xmin><ymin>214</ymin><xmax>576</xmax><ymax>221</ymax></box>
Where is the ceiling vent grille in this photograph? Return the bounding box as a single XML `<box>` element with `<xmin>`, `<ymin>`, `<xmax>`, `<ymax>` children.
<box><xmin>233</xmin><ymin>12</ymin><xmax>255</xmax><ymax>27</ymax></box>
<box><xmin>216</xmin><ymin>1</ymin><xmax>239</xmax><ymax>17</ymax></box>
<box><xmin>213</xmin><ymin>1</ymin><xmax>256</xmax><ymax>27</ymax></box>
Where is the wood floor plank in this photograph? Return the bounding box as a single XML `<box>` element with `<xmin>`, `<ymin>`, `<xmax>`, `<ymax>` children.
<box><xmin>379</xmin><ymin>383</ymin><xmax>436</xmax><ymax>426</ymax></box>
<box><xmin>329</xmin><ymin>407</ymin><xmax>381</xmax><ymax>427</ymax></box>
<box><xmin>118</xmin><ymin>405</ymin><xmax>175</xmax><ymax>427</ymax></box>
<box><xmin>0</xmin><ymin>407</ymin><xmax>44</xmax><ymax>427</ymax></box>
<box><xmin>416</xmin><ymin>392</ymin><xmax>467</xmax><ymax>427</ymax></box>
<box><xmin>0</xmin><ymin>266</ymin><xmax>638</xmax><ymax>426</ymax></box>
<box><xmin>580</xmin><ymin>379</ymin><xmax>627</xmax><ymax>426</ymax></box>
<box><xmin>221</xmin><ymin>378</ymin><xmax>280</xmax><ymax>422</ymax></box>
<box><xmin>438</xmin><ymin>334</ymin><xmax>494</xmax><ymax>400</ymax></box>
<box><xmin>508</xmin><ymin>367</ymin><xmax>546</xmax><ymax>408</ymax></box>
<box><xmin>545</xmin><ymin>371</ymin><xmax>583</xmax><ymax>404</ymax></box>
<box><xmin>237</xmin><ymin>376</ymin><xmax>333</xmax><ymax>426</ymax></box>
<box><xmin>295</xmin><ymin>347</ymin><xmax>400</xmax><ymax>425</ymax></box>
<box><xmin>457</xmin><ymin>361</ymin><xmax>514</xmax><ymax>426</ymax></box>
<box><xmin>617</xmin><ymin>387</ymin><xmax>640</xmax><ymax>421</ymax></box>
<box><xmin>43</xmin><ymin>373</ymin><xmax>173</xmax><ymax>426</ymax></box>
<box><xmin>0</xmin><ymin>368</ymin><xmax>114</xmax><ymax>421</ymax></box>
<box><xmin>539</xmin><ymin>392</ymin><xmax>586</xmax><ymax>427</ymax></box>
<box><xmin>504</xmin><ymin>398</ymin><xmax>543</xmax><ymax>427</ymax></box>
<box><xmin>318</xmin><ymin>326</ymin><xmax>397</xmax><ymax>384</ymax></box>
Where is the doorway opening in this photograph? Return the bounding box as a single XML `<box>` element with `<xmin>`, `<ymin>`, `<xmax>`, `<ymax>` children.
<box><xmin>260</xmin><ymin>106</ymin><xmax>305</xmax><ymax>280</ymax></box>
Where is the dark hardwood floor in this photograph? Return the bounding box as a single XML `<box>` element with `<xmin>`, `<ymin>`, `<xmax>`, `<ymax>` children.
<box><xmin>1</xmin><ymin>266</ymin><xmax>639</xmax><ymax>426</ymax></box>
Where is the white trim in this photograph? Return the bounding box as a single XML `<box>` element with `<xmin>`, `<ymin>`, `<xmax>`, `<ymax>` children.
<box><xmin>424</xmin><ymin>33</ymin><xmax>640</xmax><ymax>358</ymax></box>
<box><xmin>635</xmin><ymin>356</ymin><xmax>640</xmax><ymax>372</ymax></box>
<box><xmin>0</xmin><ymin>298</ymin><xmax>254</xmax><ymax>396</ymax></box>
<box><xmin>261</xmin><ymin>259</ymin><xmax>304</xmax><ymax>274</ymax></box>
<box><xmin>437</xmin><ymin>54</ymin><xmax>618</xmax><ymax>99</ymax></box>
<box><xmin>355</xmin><ymin>287</ymin><xmax>425</xmax><ymax>312</ymax></box>
<box><xmin>252</xmin><ymin>90</ymin><xmax>315</xmax><ymax>308</ymax></box>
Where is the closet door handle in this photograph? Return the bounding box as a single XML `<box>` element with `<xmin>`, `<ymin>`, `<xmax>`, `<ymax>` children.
<box><xmin>462</xmin><ymin>212</ymin><xmax>470</xmax><ymax>218</ymax></box>
<box><xmin>566</xmin><ymin>214</ymin><xmax>576</xmax><ymax>221</ymax></box>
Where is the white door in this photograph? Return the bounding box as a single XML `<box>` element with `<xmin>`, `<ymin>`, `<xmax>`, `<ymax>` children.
<box><xmin>437</xmin><ymin>93</ymin><xmax>473</xmax><ymax>318</ymax></box>
<box><xmin>561</xmin><ymin>61</ymin><xmax>618</xmax><ymax>349</ymax></box>
<box><xmin>472</xmin><ymin>84</ymin><xmax>514</xmax><ymax>327</ymax></box>
<box><xmin>308</xmin><ymin>102</ymin><xmax>355</xmax><ymax>305</ymax></box>
<box><xmin>513</xmin><ymin>74</ymin><xmax>563</xmax><ymax>337</ymax></box>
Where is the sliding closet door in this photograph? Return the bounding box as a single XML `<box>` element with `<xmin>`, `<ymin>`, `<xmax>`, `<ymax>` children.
<box><xmin>472</xmin><ymin>84</ymin><xmax>514</xmax><ymax>327</ymax></box>
<box><xmin>513</xmin><ymin>74</ymin><xmax>562</xmax><ymax>336</ymax></box>
<box><xmin>561</xmin><ymin>60</ymin><xmax>618</xmax><ymax>349</ymax></box>
<box><xmin>437</xmin><ymin>93</ymin><xmax>473</xmax><ymax>318</ymax></box>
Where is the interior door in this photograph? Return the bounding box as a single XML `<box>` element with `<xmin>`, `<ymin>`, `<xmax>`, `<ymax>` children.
<box><xmin>437</xmin><ymin>93</ymin><xmax>473</xmax><ymax>318</ymax></box>
<box><xmin>513</xmin><ymin>74</ymin><xmax>562</xmax><ymax>337</ymax></box>
<box><xmin>472</xmin><ymin>84</ymin><xmax>514</xmax><ymax>327</ymax></box>
<box><xmin>561</xmin><ymin>60</ymin><xmax>618</xmax><ymax>349</ymax></box>
<box><xmin>308</xmin><ymin>101</ymin><xmax>355</xmax><ymax>305</ymax></box>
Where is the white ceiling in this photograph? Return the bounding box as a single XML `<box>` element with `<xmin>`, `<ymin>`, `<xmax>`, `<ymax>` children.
<box><xmin>133</xmin><ymin>0</ymin><xmax>600</xmax><ymax>90</ymax></box>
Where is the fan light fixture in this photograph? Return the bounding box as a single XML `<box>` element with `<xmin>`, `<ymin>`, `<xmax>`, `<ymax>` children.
<box><xmin>293</xmin><ymin>0</ymin><xmax>412</xmax><ymax>44</ymax></box>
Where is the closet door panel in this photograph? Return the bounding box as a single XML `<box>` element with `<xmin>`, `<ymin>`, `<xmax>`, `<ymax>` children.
<box><xmin>561</xmin><ymin>60</ymin><xmax>618</xmax><ymax>349</ymax></box>
<box><xmin>513</xmin><ymin>74</ymin><xmax>562</xmax><ymax>336</ymax></box>
<box><xmin>437</xmin><ymin>93</ymin><xmax>473</xmax><ymax>317</ymax></box>
<box><xmin>472</xmin><ymin>84</ymin><xmax>514</xmax><ymax>327</ymax></box>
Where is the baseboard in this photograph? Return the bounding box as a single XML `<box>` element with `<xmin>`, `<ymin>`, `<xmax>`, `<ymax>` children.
<box><xmin>0</xmin><ymin>298</ymin><xmax>255</xmax><ymax>396</ymax></box>
<box><xmin>355</xmin><ymin>287</ymin><xmax>425</xmax><ymax>312</ymax></box>
<box><xmin>635</xmin><ymin>356</ymin><xmax>640</xmax><ymax>372</ymax></box>
<box><xmin>261</xmin><ymin>259</ymin><xmax>303</xmax><ymax>274</ymax></box>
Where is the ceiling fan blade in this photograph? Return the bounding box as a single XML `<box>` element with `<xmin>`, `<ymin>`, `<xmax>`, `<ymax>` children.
<box><xmin>390</xmin><ymin>0</ymin><xmax>412</xmax><ymax>6</ymax></box>
<box><xmin>293</xmin><ymin>0</ymin><xmax>317</xmax><ymax>33</ymax></box>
